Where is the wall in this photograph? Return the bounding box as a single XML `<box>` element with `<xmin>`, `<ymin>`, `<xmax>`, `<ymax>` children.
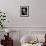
<box><xmin>0</xmin><ymin>0</ymin><xmax>46</xmax><ymax>27</ymax></box>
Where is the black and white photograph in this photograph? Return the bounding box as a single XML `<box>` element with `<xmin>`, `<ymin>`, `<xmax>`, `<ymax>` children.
<box><xmin>20</xmin><ymin>6</ymin><xmax>29</xmax><ymax>17</ymax></box>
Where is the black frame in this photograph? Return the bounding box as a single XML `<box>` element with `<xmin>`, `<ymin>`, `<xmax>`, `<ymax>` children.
<box><xmin>20</xmin><ymin>6</ymin><xmax>29</xmax><ymax>17</ymax></box>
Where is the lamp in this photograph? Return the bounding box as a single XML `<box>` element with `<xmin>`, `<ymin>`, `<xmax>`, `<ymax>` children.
<box><xmin>5</xmin><ymin>29</ymin><xmax>10</xmax><ymax>37</ymax></box>
<box><xmin>5</xmin><ymin>29</ymin><xmax>9</xmax><ymax>33</ymax></box>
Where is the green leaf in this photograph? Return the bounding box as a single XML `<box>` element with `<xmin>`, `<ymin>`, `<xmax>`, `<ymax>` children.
<box><xmin>0</xmin><ymin>12</ymin><xmax>2</xmax><ymax>13</ymax></box>
<box><xmin>1</xmin><ymin>25</ymin><xmax>3</xmax><ymax>28</ymax></box>
<box><xmin>4</xmin><ymin>13</ymin><xmax>5</xmax><ymax>15</ymax></box>
<box><xmin>1</xmin><ymin>19</ymin><xmax>6</xmax><ymax>21</ymax></box>
<box><xmin>3</xmin><ymin>16</ymin><xmax>6</xmax><ymax>17</ymax></box>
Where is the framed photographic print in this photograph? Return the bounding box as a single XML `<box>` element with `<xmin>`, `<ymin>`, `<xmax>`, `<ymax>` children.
<box><xmin>20</xmin><ymin>6</ymin><xmax>29</xmax><ymax>17</ymax></box>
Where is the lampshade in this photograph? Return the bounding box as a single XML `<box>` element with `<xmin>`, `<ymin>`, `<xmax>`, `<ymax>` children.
<box><xmin>5</xmin><ymin>29</ymin><xmax>10</xmax><ymax>33</ymax></box>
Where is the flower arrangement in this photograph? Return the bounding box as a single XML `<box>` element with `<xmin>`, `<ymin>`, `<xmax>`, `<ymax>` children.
<box><xmin>0</xmin><ymin>10</ymin><xmax>6</xmax><ymax>28</ymax></box>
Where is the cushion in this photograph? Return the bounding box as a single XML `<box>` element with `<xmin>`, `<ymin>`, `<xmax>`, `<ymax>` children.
<box><xmin>20</xmin><ymin>35</ymin><xmax>37</xmax><ymax>43</ymax></box>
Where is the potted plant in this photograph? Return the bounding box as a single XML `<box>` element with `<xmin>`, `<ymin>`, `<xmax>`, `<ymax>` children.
<box><xmin>0</xmin><ymin>10</ymin><xmax>6</xmax><ymax>28</ymax></box>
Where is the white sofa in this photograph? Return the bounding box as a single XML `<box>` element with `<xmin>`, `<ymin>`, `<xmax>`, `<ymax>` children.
<box><xmin>20</xmin><ymin>33</ymin><xmax>45</xmax><ymax>46</ymax></box>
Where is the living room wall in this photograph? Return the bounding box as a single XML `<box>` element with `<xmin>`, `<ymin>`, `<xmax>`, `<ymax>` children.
<box><xmin>0</xmin><ymin>0</ymin><xmax>46</xmax><ymax>27</ymax></box>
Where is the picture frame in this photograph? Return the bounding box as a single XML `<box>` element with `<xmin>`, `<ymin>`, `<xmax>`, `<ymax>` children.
<box><xmin>20</xmin><ymin>6</ymin><xmax>29</xmax><ymax>17</ymax></box>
